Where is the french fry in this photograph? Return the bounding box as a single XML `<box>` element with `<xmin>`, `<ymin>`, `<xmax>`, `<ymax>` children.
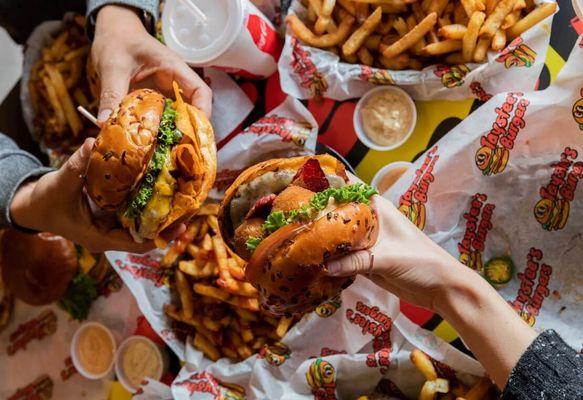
<box><xmin>322</xmin><ymin>0</ymin><xmax>337</xmax><ymax>16</ymax></box>
<box><xmin>426</xmin><ymin>0</ymin><xmax>450</xmax><ymax>16</ymax></box>
<box><xmin>175</xmin><ymin>270</ymin><xmax>195</xmax><ymax>319</ymax></box>
<box><xmin>354</xmin><ymin>2</ymin><xmax>369</xmax><ymax>23</ymax></box>
<box><xmin>408</xmin><ymin>58</ymin><xmax>423</xmax><ymax>70</ymax></box>
<box><xmin>235</xmin><ymin>308</ymin><xmax>259</xmax><ymax>322</ymax></box>
<box><xmin>379</xmin><ymin>3</ymin><xmax>407</xmax><ymax>13</ymax></box>
<box><xmin>454</xmin><ymin>2</ymin><xmax>469</xmax><ymax>24</ymax></box>
<box><xmin>357</xmin><ymin>47</ymin><xmax>375</xmax><ymax>65</ymax></box>
<box><xmin>45</xmin><ymin>64</ymin><xmax>83</xmax><ymax>136</ymax></box>
<box><xmin>194</xmin><ymin>332</ymin><xmax>220</xmax><ymax>361</ymax></box>
<box><xmin>198</xmin><ymin>203</ymin><xmax>220</xmax><ymax>215</ymax></box>
<box><xmin>423</xmin><ymin>39</ymin><xmax>463</xmax><ymax>55</ymax></box>
<box><xmin>379</xmin><ymin>53</ymin><xmax>410</xmax><ymax>69</ymax></box>
<box><xmin>491</xmin><ymin>28</ymin><xmax>506</xmax><ymax>50</ymax></box>
<box><xmin>410</xmin><ymin>349</ymin><xmax>438</xmax><ymax>380</ymax></box>
<box><xmin>342</xmin><ymin>6</ymin><xmax>382</xmax><ymax>55</ymax></box>
<box><xmin>222</xmin><ymin>346</ymin><xmax>239</xmax><ymax>360</ymax></box>
<box><xmin>439</xmin><ymin>16</ymin><xmax>453</xmax><ymax>27</ymax></box>
<box><xmin>407</xmin><ymin>15</ymin><xmax>427</xmax><ymax>55</ymax></box>
<box><xmin>380</xmin><ymin>12</ymin><xmax>437</xmax><ymax>58</ymax></box>
<box><xmin>507</xmin><ymin>2</ymin><xmax>557</xmax><ymax>39</ymax></box>
<box><xmin>474</xmin><ymin>36</ymin><xmax>491</xmax><ymax>61</ymax></box>
<box><xmin>502</xmin><ymin>10</ymin><xmax>520</xmax><ymax>29</ymax></box>
<box><xmin>365</xmin><ymin>34</ymin><xmax>382</xmax><ymax>50</ymax></box>
<box><xmin>287</xmin><ymin>13</ymin><xmax>355</xmax><ymax>47</ymax></box>
<box><xmin>438</xmin><ymin>24</ymin><xmax>468</xmax><ymax>39</ymax></box>
<box><xmin>42</xmin><ymin>75</ymin><xmax>66</xmax><ymax>129</ymax></box>
<box><xmin>513</xmin><ymin>0</ymin><xmax>526</xmax><ymax>11</ymax></box>
<box><xmin>338</xmin><ymin>0</ymin><xmax>356</xmax><ymax>14</ymax></box>
<box><xmin>480</xmin><ymin>0</ymin><xmax>517</xmax><ymax>37</ymax></box>
<box><xmin>485</xmin><ymin>0</ymin><xmax>497</xmax><ymax>15</ymax></box>
<box><xmin>463</xmin><ymin>11</ymin><xmax>486</xmax><ymax>61</ymax></box>
<box><xmin>275</xmin><ymin>317</ymin><xmax>294</xmax><ymax>338</ymax></box>
<box><xmin>393</xmin><ymin>16</ymin><xmax>409</xmax><ymax>36</ymax></box>
<box><xmin>194</xmin><ymin>283</ymin><xmax>230</xmax><ymax>302</ymax></box>
<box><xmin>419</xmin><ymin>379</ymin><xmax>449</xmax><ymax>400</ymax></box>
<box><xmin>341</xmin><ymin>51</ymin><xmax>359</xmax><ymax>63</ymax></box>
<box><xmin>375</xmin><ymin>15</ymin><xmax>394</xmax><ymax>34</ymax></box>
<box><xmin>445</xmin><ymin>51</ymin><xmax>467</xmax><ymax>64</ymax></box>
<box><xmin>351</xmin><ymin>0</ymin><xmax>407</xmax><ymax>4</ymax></box>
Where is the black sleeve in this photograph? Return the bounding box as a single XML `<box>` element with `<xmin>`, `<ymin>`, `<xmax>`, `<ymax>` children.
<box><xmin>501</xmin><ymin>330</ymin><xmax>583</xmax><ymax>400</ymax></box>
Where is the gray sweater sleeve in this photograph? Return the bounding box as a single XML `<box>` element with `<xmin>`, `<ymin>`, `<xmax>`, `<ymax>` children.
<box><xmin>86</xmin><ymin>0</ymin><xmax>159</xmax><ymax>37</ymax></box>
<box><xmin>501</xmin><ymin>330</ymin><xmax>583</xmax><ymax>399</ymax></box>
<box><xmin>0</xmin><ymin>134</ymin><xmax>53</xmax><ymax>229</ymax></box>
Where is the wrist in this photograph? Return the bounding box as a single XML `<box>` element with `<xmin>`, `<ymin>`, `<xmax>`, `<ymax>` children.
<box><xmin>9</xmin><ymin>180</ymin><xmax>40</xmax><ymax>231</ymax></box>
<box><xmin>96</xmin><ymin>5</ymin><xmax>145</xmax><ymax>36</ymax></box>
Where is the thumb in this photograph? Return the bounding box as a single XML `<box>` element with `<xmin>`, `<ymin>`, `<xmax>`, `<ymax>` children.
<box><xmin>97</xmin><ymin>67</ymin><xmax>130</xmax><ymax>123</ymax></box>
<box><xmin>59</xmin><ymin>138</ymin><xmax>96</xmax><ymax>192</ymax></box>
<box><xmin>326</xmin><ymin>250</ymin><xmax>374</xmax><ymax>277</ymax></box>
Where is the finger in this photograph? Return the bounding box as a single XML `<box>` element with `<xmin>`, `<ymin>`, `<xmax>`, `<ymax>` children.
<box><xmin>59</xmin><ymin>138</ymin><xmax>96</xmax><ymax>193</ymax></box>
<box><xmin>326</xmin><ymin>250</ymin><xmax>374</xmax><ymax>277</ymax></box>
<box><xmin>97</xmin><ymin>65</ymin><xmax>130</xmax><ymax>124</ymax></box>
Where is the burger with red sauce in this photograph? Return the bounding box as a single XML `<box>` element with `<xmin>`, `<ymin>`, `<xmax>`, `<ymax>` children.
<box><xmin>219</xmin><ymin>155</ymin><xmax>379</xmax><ymax>316</ymax></box>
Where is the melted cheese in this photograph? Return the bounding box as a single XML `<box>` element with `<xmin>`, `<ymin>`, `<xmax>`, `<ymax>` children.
<box><xmin>138</xmin><ymin>157</ymin><xmax>177</xmax><ymax>239</ymax></box>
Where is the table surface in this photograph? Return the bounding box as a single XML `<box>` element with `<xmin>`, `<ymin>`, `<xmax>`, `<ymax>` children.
<box><xmin>0</xmin><ymin>2</ymin><xmax>579</xmax><ymax>399</ymax></box>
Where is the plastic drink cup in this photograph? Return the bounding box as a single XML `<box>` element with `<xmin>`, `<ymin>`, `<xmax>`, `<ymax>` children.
<box><xmin>162</xmin><ymin>0</ymin><xmax>281</xmax><ymax>78</ymax></box>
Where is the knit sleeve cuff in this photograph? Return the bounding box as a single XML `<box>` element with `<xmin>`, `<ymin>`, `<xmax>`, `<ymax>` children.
<box><xmin>86</xmin><ymin>0</ymin><xmax>158</xmax><ymax>39</ymax></box>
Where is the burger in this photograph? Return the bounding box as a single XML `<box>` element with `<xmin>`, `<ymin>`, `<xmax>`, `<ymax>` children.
<box><xmin>219</xmin><ymin>155</ymin><xmax>379</xmax><ymax>316</ymax></box>
<box><xmin>475</xmin><ymin>145</ymin><xmax>509</xmax><ymax>176</ymax></box>
<box><xmin>534</xmin><ymin>198</ymin><xmax>569</xmax><ymax>231</ymax></box>
<box><xmin>85</xmin><ymin>83</ymin><xmax>216</xmax><ymax>242</ymax></box>
<box><xmin>1</xmin><ymin>229</ymin><xmax>112</xmax><ymax>320</ymax></box>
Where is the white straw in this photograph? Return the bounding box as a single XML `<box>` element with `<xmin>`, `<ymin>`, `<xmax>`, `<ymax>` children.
<box><xmin>178</xmin><ymin>0</ymin><xmax>207</xmax><ymax>24</ymax></box>
<box><xmin>77</xmin><ymin>106</ymin><xmax>99</xmax><ymax>127</ymax></box>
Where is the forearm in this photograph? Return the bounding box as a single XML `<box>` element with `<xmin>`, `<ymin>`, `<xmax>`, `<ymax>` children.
<box><xmin>86</xmin><ymin>0</ymin><xmax>159</xmax><ymax>38</ymax></box>
<box><xmin>435</xmin><ymin>265</ymin><xmax>537</xmax><ymax>388</ymax></box>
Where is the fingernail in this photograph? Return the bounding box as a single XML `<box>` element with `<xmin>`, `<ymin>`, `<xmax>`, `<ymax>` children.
<box><xmin>326</xmin><ymin>260</ymin><xmax>341</xmax><ymax>276</ymax></box>
<box><xmin>97</xmin><ymin>108</ymin><xmax>112</xmax><ymax>122</ymax></box>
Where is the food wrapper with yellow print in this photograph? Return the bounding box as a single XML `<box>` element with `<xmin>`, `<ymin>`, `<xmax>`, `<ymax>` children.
<box><xmin>386</xmin><ymin>37</ymin><xmax>583</xmax><ymax>350</ymax></box>
<box><xmin>278</xmin><ymin>0</ymin><xmax>556</xmax><ymax>101</ymax></box>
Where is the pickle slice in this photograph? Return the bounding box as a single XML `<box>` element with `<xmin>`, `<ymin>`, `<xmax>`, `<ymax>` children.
<box><xmin>484</xmin><ymin>256</ymin><xmax>514</xmax><ymax>286</ymax></box>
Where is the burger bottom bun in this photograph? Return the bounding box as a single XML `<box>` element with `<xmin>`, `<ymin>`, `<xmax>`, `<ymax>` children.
<box><xmin>246</xmin><ymin>202</ymin><xmax>379</xmax><ymax>316</ymax></box>
<box><xmin>1</xmin><ymin>230</ymin><xmax>78</xmax><ymax>306</ymax></box>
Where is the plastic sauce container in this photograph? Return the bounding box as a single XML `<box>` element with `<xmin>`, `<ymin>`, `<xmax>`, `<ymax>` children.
<box><xmin>371</xmin><ymin>161</ymin><xmax>414</xmax><ymax>197</ymax></box>
<box><xmin>162</xmin><ymin>0</ymin><xmax>280</xmax><ymax>78</ymax></box>
<box><xmin>71</xmin><ymin>322</ymin><xmax>116</xmax><ymax>380</ymax></box>
<box><xmin>115</xmin><ymin>336</ymin><xmax>168</xmax><ymax>393</ymax></box>
<box><xmin>354</xmin><ymin>86</ymin><xmax>417</xmax><ymax>151</ymax></box>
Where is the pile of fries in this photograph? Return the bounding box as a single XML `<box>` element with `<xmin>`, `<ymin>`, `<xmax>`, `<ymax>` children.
<box><xmin>162</xmin><ymin>204</ymin><xmax>296</xmax><ymax>362</ymax></box>
<box><xmin>289</xmin><ymin>0</ymin><xmax>556</xmax><ymax>69</ymax></box>
<box><xmin>27</xmin><ymin>15</ymin><xmax>98</xmax><ymax>151</ymax></box>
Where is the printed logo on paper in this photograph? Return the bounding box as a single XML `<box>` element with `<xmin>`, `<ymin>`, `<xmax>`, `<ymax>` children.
<box><xmin>366</xmin><ymin>347</ymin><xmax>392</xmax><ymax>374</ymax></box>
<box><xmin>290</xmin><ymin>37</ymin><xmax>329</xmax><ymax>98</ymax></box>
<box><xmin>572</xmin><ymin>89</ymin><xmax>583</xmax><ymax>130</ymax></box>
<box><xmin>509</xmin><ymin>248</ymin><xmax>553</xmax><ymax>327</ymax></box>
<box><xmin>115</xmin><ymin>254</ymin><xmax>168</xmax><ymax>288</ymax></box>
<box><xmin>534</xmin><ymin>147</ymin><xmax>583</xmax><ymax>231</ymax></box>
<box><xmin>315</xmin><ymin>296</ymin><xmax>342</xmax><ymax>318</ymax></box>
<box><xmin>320</xmin><ymin>347</ymin><xmax>347</xmax><ymax>357</ymax></box>
<box><xmin>475</xmin><ymin>92</ymin><xmax>530</xmax><ymax>176</ymax></box>
<box><xmin>8</xmin><ymin>374</ymin><xmax>54</xmax><ymax>400</ymax></box>
<box><xmin>242</xmin><ymin>114</ymin><xmax>311</xmax><ymax>146</ymax></box>
<box><xmin>306</xmin><ymin>358</ymin><xmax>337</xmax><ymax>400</ymax></box>
<box><xmin>398</xmin><ymin>146</ymin><xmax>439</xmax><ymax>230</ymax></box>
<box><xmin>360</xmin><ymin>66</ymin><xmax>395</xmax><ymax>85</ymax></box>
<box><xmin>434</xmin><ymin>64</ymin><xmax>470</xmax><ymax>88</ymax></box>
<box><xmin>495</xmin><ymin>37</ymin><xmax>536</xmax><ymax>68</ymax></box>
<box><xmin>60</xmin><ymin>357</ymin><xmax>78</xmax><ymax>381</ymax></box>
<box><xmin>7</xmin><ymin>309</ymin><xmax>57</xmax><ymax>355</ymax></box>
<box><xmin>258</xmin><ymin>342</ymin><xmax>291</xmax><ymax>366</ymax></box>
<box><xmin>470</xmin><ymin>81</ymin><xmax>493</xmax><ymax>102</ymax></box>
<box><xmin>458</xmin><ymin>193</ymin><xmax>495</xmax><ymax>273</ymax></box>
<box><xmin>174</xmin><ymin>372</ymin><xmax>246</xmax><ymax>399</ymax></box>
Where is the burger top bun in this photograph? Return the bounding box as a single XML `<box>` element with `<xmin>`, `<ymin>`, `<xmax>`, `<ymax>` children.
<box><xmin>1</xmin><ymin>230</ymin><xmax>78</xmax><ymax>306</ymax></box>
<box><xmin>85</xmin><ymin>89</ymin><xmax>165</xmax><ymax>210</ymax></box>
<box><xmin>245</xmin><ymin>202</ymin><xmax>378</xmax><ymax>316</ymax></box>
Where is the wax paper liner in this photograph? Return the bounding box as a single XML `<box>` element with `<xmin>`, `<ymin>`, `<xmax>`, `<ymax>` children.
<box><xmin>0</xmin><ymin>285</ymin><xmax>142</xmax><ymax>399</ymax></box>
<box><xmin>279</xmin><ymin>0</ymin><xmax>556</xmax><ymax>101</ymax></box>
<box><xmin>385</xmin><ymin>36</ymin><xmax>583</xmax><ymax>350</ymax></box>
<box><xmin>108</xmin><ymin>95</ymin><xmax>486</xmax><ymax>398</ymax></box>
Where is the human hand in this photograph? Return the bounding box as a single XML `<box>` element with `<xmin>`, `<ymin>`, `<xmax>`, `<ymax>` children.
<box><xmin>91</xmin><ymin>5</ymin><xmax>212</xmax><ymax>123</ymax></box>
<box><xmin>326</xmin><ymin>194</ymin><xmax>469</xmax><ymax>312</ymax></box>
<box><xmin>9</xmin><ymin>139</ymin><xmax>183</xmax><ymax>253</ymax></box>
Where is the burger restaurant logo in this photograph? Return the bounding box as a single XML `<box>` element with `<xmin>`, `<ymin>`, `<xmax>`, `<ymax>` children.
<box><xmin>458</xmin><ymin>193</ymin><xmax>495</xmax><ymax>272</ymax></box>
<box><xmin>434</xmin><ymin>64</ymin><xmax>470</xmax><ymax>88</ymax></box>
<box><xmin>508</xmin><ymin>248</ymin><xmax>553</xmax><ymax>327</ymax></box>
<box><xmin>475</xmin><ymin>92</ymin><xmax>530</xmax><ymax>176</ymax></box>
<box><xmin>8</xmin><ymin>374</ymin><xmax>53</xmax><ymax>400</ymax></box>
<box><xmin>359</xmin><ymin>66</ymin><xmax>395</xmax><ymax>85</ymax></box>
<box><xmin>115</xmin><ymin>255</ymin><xmax>167</xmax><ymax>288</ymax></box>
<box><xmin>320</xmin><ymin>347</ymin><xmax>347</xmax><ymax>357</ymax></box>
<box><xmin>60</xmin><ymin>357</ymin><xmax>77</xmax><ymax>381</ymax></box>
<box><xmin>572</xmin><ymin>88</ymin><xmax>583</xmax><ymax>130</ymax></box>
<box><xmin>398</xmin><ymin>146</ymin><xmax>439</xmax><ymax>230</ymax></box>
<box><xmin>534</xmin><ymin>147</ymin><xmax>583</xmax><ymax>231</ymax></box>
<box><xmin>306</xmin><ymin>358</ymin><xmax>338</xmax><ymax>400</ymax></box>
<box><xmin>7</xmin><ymin>309</ymin><xmax>57</xmax><ymax>356</ymax></box>
<box><xmin>470</xmin><ymin>81</ymin><xmax>493</xmax><ymax>102</ymax></box>
<box><xmin>174</xmin><ymin>372</ymin><xmax>221</xmax><ymax>396</ymax></box>
<box><xmin>495</xmin><ymin>37</ymin><xmax>536</xmax><ymax>68</ymax></box>
<box><xmin>346</xmin><ymin>301</ymin><xmax>392</xmax><ymax>337</ymax></box>
<box><xmin>366</xmin><ymin>347</ymin><xmax>391</xmax><ymax>374</ymax></box>
<box><xmin>290</xmin><ymin>37</ymin><xmax>329</xmax><ymax>98</ymax></box>
<box><xmin>258</xmin><ymin>342</ymin><xmax>291</xmax><ymax>366</ymax></box>
<box><xmin>243</xmin><ymin>114</ymin><xmax>311</xmax><ymax>146</ymax></box>
<box><xmin>315</xmin><ymin>296</ymin><xmax>342</xmax><ymax>318</ymax></box>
